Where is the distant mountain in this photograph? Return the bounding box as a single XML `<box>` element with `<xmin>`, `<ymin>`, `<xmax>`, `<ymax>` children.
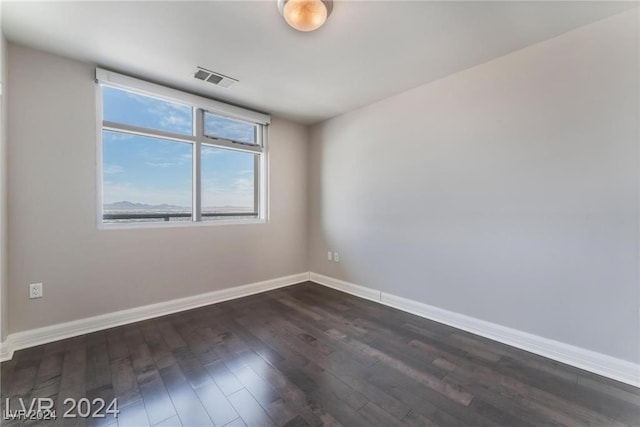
<box><xmin>104</xmin><ymin>201</ymin><xmax>186</xmax><ymax>210</ymax></box>
<box><xmin>104</xmin><ymin>201</ymin><xmax>254</xmax><ymax>213</ymax></box>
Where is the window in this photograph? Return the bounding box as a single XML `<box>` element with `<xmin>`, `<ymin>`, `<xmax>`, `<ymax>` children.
<box><xmin>97</xmin><ymin>69</ymin><xmax>269</xmax><ymax>225</ymax></box>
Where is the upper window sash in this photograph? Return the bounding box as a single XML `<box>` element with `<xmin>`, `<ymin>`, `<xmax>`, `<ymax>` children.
<box><xmin>95</xmin><ymin>68</ymin><xmax>270</xmax><ymax>126</ymax></box>
<box><xmin>204</xmin><ymin>112</ymin><xmax>259</xmax><ymax>146</ymax></box>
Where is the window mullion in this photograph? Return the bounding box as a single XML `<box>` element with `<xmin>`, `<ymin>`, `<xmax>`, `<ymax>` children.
<box><xmin>103</xmin><ymin>121</ymin><xmax>197</xmax><ymax>144</ymax></box>
<box><xmin>259</xmin><ymin>125</ymin><xmax>268</xmax><ymax>219</ymax></box>
<box><xmin>193</xmin><ymin>108</ymin><xmax>203</xmax><ymax>222</ymax></box>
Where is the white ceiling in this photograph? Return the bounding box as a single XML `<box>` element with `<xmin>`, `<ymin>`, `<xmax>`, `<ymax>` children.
<box><xmin>1</xmin><ymin>1</ymin><xmax>636</xmax><ymax>124</ymax></box>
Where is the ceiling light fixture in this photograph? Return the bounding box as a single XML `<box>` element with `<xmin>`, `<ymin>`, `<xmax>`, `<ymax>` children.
<box><xmin>277</xmin><ymin>0</ymin><xmax>333</xmax><ymax>32</ymax></box>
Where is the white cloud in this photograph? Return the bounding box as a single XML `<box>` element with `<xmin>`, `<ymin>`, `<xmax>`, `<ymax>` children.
<box><xmin>123</xmin><ymin>90</ymin><xmax>192</xmax><ymax>134</ymax></box>
<box><xmin>233</xmin><ymin>177</ymin><xmax>254</xmax><ymax>193</ymax></box>
<box><xmin>143</xmin><ymin>152</ymin><xmax>191</xmax><ymax>168</ymax></box>
<box><xmin>145</xmin><ymin>161</ymin><xmax>176</xmax><ymax>168</ymax></box>
<box><xmin>103</xmin><ymin>164</ymin><xmax>124</xmax><ymax>175</ymax></box>
<box><xmin>201</xmin><ymin>177</ymin><xmax>253</xmax><ymax>208</ymax></box>
<box><xmin>104</xmin><ymin>132</ymin><xmax>134</xmax><ymax>141</ymax></box>
<box><xmin>161</xmin><ymin>113</ymin><xmax>191</xmax><ymax>132</ymax></box>
<box><xmin>201</xmin><ymin>147</ymin><xmax>223</xmax><ymax>157</ymax></box>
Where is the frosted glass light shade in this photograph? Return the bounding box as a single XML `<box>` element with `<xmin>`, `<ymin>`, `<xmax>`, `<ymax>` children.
<box><xmin>278</xmin><ymin>0</ymin><xmax>333</xmax><ymax>32</ymax></box>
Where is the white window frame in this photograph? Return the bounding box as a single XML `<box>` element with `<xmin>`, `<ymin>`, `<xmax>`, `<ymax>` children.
<box><xmin>95</xmin><ymin>68</ymin><xmax>270</xmax><ymax>228</ymax></box>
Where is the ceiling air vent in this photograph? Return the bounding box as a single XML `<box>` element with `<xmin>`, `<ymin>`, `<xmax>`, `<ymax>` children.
<box><xmin>194</xmin><ymin>67</ymin><xmax>238</xmax><ymax>89</ymax></box>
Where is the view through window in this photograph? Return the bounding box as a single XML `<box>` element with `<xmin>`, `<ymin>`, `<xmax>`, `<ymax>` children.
<box><xmin>99</xmin><ymin>75</ymin><xmax>267</xmax><ymax>225</ymax></box>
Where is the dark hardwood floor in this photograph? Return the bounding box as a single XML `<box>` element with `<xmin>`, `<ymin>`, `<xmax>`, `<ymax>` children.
<box><xmin>1</xmin><ymin>282</ymin><xmax>639</xmax><ymax>426</ymax></box>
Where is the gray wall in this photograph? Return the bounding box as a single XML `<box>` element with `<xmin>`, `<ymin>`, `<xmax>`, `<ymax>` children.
<box><xmin>7</xmin><ymin>44</ymin><xmax>308</xmax><ymax>334</ymax></box>
<box><xmin>308</xmin><ymin>10</ymin><xmax>639</xmax><ymax>363</ymax></box>
<box><xmin>1</xmin><ymin>33</ymin><xmax>8</xmax><ymax>341</ymax></box>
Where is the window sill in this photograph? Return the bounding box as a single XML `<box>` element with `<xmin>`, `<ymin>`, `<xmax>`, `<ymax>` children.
<box><xmin>98</xmin><ymin>218</ymin><xmax>267</xmax><ymax>231</ymax></box>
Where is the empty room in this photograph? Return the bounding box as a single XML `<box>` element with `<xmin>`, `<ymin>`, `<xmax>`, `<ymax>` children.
<box><xmin>0</xmin><ymin>0</ymin><xmax>638</xmax><ymax>425</ymax></box>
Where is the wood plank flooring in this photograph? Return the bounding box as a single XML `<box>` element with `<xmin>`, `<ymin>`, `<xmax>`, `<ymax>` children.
<box><xmin>1</xmin><ymin>282</ymin><xmax>639</xmax><ymax>426</ymax></box>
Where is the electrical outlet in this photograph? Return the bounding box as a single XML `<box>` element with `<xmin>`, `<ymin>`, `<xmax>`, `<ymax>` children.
<box><xmin>333</xmin><ymin>252</ymin><xmax>340</xmax><ymax>262</ymax></box>
<box><xmin>327</xmin><ymin>251</ymin><xmax>333</xmax><ymax>261</ymax></box>
<box><xmin>29</xmin><ymin>283</ymin><xmax>43</xmax><ymax>299</ymax></box>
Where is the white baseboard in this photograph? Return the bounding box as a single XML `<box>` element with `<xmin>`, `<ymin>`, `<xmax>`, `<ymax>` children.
<box><xmin>309</xmin><ymin>272</ymin><xmax>381</xmax><ymax>302</ymax></box>
<box><xmin>309</xmin><ymin>272</ymin><xmax>640</xmax><ymax>388</ymax></box>
<box><xmin>0</xmin><ymin>272</ymin><xmax>309</xmax><ymax>362</ymax></box>
<box><xmin>0</xmin><ymin>342</ymin><xmax>11</xmax><ymax>361</ymax></box>
<box><xmin>3</xmin><ymin>270</ymin><xmax>638</xmax><ymax>388</ymax></box>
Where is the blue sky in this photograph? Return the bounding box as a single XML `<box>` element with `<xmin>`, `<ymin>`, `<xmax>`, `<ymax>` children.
<box><xmin>102</xmin><ymin>86</ymin><xmax>255</xmax><ymax>209</ymax></box>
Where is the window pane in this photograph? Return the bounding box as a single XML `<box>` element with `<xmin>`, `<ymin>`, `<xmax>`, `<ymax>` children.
<box><xmin>102</xmin><ymin>86</ymin><xmax>193</xmax><ymax>135</ymax></box>
<box><xmin>201</xmin><ymin>145</ymin><xmax>256</xmax><ymax>220</ymax></box>
<box><xmin>204</xmin><ymin>113</ymin><xmax>257</xmax><ymax>145</ymax></box>
<box><xmin>102</xmin><ymin>130</ymin><xmax>193</xmax><ymax>223</ymax></box>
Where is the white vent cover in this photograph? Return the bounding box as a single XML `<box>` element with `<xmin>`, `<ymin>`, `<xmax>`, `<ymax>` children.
<box><xmin>194</xmin><ymin>67</ymin><xmax>238</xmax><ymax>89</ymax></box>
